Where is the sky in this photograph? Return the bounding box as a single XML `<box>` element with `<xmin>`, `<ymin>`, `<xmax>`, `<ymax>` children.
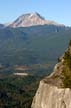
<box><xmin>0</xmin><ymin>0</ymin><xmax>71</xmax><ymax>26</ymax></box>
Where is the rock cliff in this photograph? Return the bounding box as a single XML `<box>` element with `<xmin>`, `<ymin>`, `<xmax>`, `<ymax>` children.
<box><xmin>32</xmin><ymin>41</ymin><xmax>71</xmax><ymax>108</ymax></box>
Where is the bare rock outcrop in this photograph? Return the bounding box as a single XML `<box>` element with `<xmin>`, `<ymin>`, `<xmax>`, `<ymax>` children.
<box><xmin>32</xmin><ymin>43</ymin><xmax>71</xmax><ymax>108</ymax></box>
<box><xmin>32</xmin><ymin>81</ymin><xmax>71</xmax><ymax>108</ymax></box>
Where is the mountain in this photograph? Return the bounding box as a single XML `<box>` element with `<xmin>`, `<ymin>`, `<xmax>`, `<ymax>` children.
<box><xmin>9</xmin><ymin>12</ymin><xmax>64</xmax><ymax>28</ymax></box>
<box><xmin>0</xmin><ymin>24</ymin><xmax>5</xmax><ymax>29</ymax></box>
<box><xmin>0</xmin><ymin>13</ymin><xmax>71</xmax><ymax>108</ymax></box>
<box><xmin>32</xmin><ymin>40</ymin><xmax>71</xmax><ymax>108</ymax></box>
<box><xmin>0</xmin><ymin>13</ymin><xmax>70</xmax><ymax>77</ymax></box>
<box><xmin>0</xmin><ymin>26</ymin><xmax>71</xmax><ymax>108</ymax></box>
<box><xmin>0</xmin><ymin>25</ymin><xmax>71</xmax><ymax>74</ymax></box>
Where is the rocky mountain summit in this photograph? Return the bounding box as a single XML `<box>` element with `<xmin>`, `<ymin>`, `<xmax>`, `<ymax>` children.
<box><xmin>9</xmin><ymin>12</ymin><xmax>64</xmax><ymax>28</ymax></box>
<box><xmin>32</xmin><ymin>40</ymin><xmax>71</xmax><ymax>108</ymax></box>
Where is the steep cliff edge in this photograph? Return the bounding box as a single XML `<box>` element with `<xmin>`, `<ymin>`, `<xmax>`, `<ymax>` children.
<box><xmin>32</xmin><ymin>40</ymin><xmax>71</xmax><ymax>108</ymax></box>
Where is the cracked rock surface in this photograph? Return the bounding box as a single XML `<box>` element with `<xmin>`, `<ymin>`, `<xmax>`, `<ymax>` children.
<box><xmin>32</xmin><ymin>81</ymin><xmax>71</xmax><ymax>108</ymax></box>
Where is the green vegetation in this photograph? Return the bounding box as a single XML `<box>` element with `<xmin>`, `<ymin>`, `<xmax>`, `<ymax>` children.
<box><xmin>0</xmin><ymin>63</ymin><xmax>50</xmax><ymax>108</ymax></box>
<box><xmin>62</xmin><ymin>66</ymin><xmax>71</xmax><ymax>88</ymax></box>
<box><xmin>0</xmin><ymin>75</ymin><xmax>40</xmax><ymax>108</ymax></box>
<box><xmin>0</xmin><ymin>63</ymin><xmax>51</xmax><ymax>108</ymax></box>
<box><xmin>64</xmin><ymin>51</ymin><xmax>71</xmax><ymax>69</ymax></box>
<box><xmin>69</xmin><ymin>40</ymin><xmax>71</xmax><ymax>46</ymax></box>
<box><xmin>62</xmin><ymin>43</ymin><xmax>71</xmax><ymax>88</ymax></box>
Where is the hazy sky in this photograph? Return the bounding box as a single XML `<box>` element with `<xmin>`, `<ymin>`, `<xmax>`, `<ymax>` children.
<box><xmin>0</xmin><ymin>0</ymin><xmax>71</xmax><ymax>26</ymax></box>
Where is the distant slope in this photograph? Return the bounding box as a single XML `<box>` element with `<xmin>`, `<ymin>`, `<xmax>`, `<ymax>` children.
<box><xmin>0</xmin><ymin>24</ymin><xmax>5</xmax><ymax>29</ymax></box>
<box><xmin>0</xmin><ymin>25</ymin><xmax>71</xmax><ymax>72</ymax></box>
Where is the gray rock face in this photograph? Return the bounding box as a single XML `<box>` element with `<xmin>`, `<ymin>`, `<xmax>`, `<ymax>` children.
<box><xmin>32</xmin><ymin>81</ymin><xmax>71</xmax><ymax>108</ymax></box>
<box><xmin>9</xmin><ymin>12</ymin><xmax>63</xmax><ymax>28</ymax></box>
<box><xmin>32</xmin><ymin>46</ymin><xmax>71</xmax><ymax>108</ymax></box>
